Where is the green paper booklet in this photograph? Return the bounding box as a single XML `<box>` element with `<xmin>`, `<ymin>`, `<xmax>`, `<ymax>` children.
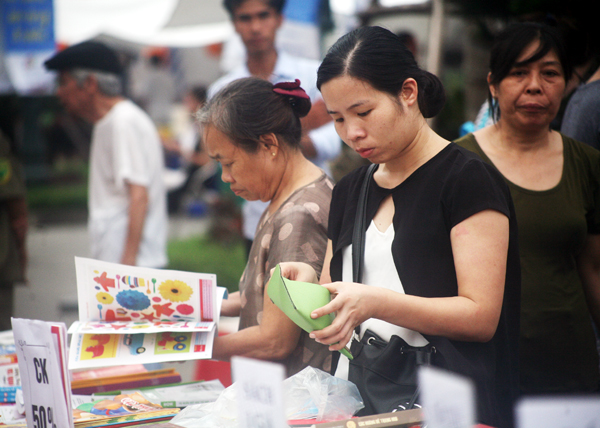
<box><xmin>267</xmin><ymin>264</ymin><xmax>352</xmax><ymax>359</ymax></box>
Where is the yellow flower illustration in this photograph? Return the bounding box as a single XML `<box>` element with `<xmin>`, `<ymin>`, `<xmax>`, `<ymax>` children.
<box><xmin>158</xmin><ymin>280</ymin><xmax>193</xmax><ymax>302</ymax></box>
<box><xmin>96</xmin><ymin>292</ymin><xmax>114</xmax><ymax>304</ymax></box>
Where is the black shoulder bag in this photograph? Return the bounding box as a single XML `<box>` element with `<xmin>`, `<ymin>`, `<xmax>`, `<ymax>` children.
<box><xmin>347</xmin><ymin>163</ymin><xmax>435</xmax><ymax>416</ymax></box>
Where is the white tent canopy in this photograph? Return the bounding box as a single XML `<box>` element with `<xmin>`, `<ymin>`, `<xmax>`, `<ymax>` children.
<box><xmin>55</xmin><ymin>0</ymin><xmax>234</xmax><ymax>47</ymax></box>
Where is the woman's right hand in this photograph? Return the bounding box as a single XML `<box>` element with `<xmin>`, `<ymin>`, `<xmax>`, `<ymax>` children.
<box><xmin>310</xmin><ymin>281</ymin><xmax>375</xmax><ymax>350</ymax></box>
<box><xmin>277</xmin><ymin>262</ymin><xmax>318</xmax><ymax>283</ymax></box>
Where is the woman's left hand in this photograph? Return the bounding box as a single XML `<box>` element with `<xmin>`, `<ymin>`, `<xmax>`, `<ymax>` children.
<box><xmin>309</xmin><ymin>281</ymin><xmax>375</xmax><ymax>351</ymax></box>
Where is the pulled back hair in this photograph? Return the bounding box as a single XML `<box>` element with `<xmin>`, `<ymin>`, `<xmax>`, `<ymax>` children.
<box><xmin>223</xmin><ymin>0</ymin><xmax>285</xmax><ymax>17</ymax></box>
<box><xmin>196</xmin><ymin>77</ymin><xmax>311</xmax><ymax>153</ymax></box>
<box><xmin>488</xmin><ymin>22</ymin><xmax>571</xmax><ymax>121</ymax></box>
<box><xmin>317</xmin><ymin>26</ymin><xmax>445</xmax><ymax>118</ymax></box>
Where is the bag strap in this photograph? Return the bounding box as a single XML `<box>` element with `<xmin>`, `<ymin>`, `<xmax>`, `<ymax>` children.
<box><xmin>350</xmin><ymin>166</ymin><xmax>427</xmax><ymax>411</ymax></box>
<box><xmin>331</xmin><ymin>164</ymin><xmax>378</xmax><ymax>374</ymax></box>
<box><xmin>352</xmin><ymin>163</ymin><xmax>378</xmax><ymax>284</ymax></box>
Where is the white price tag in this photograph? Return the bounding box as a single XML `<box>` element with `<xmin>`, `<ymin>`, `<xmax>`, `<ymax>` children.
<box><xmin>418</xmin><ymin>365</ymin><xmax>475</xmax><ymax>428</ymax></box>
<box><xmin>12</xmin><ymin>319</ymin><xmax>73</xmax><ymax>428</ymax></box>
<box><xmin>232</xmin><ymin>357</ymin><xmax>287</xmax><ymax>428</ymax></box>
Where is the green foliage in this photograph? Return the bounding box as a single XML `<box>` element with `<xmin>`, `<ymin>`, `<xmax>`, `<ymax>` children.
<box><xmin>26</xmin><ymin>159</ymin><xmax>89</xmax><ymax>209</ymax></box>
<box><xmin>435</xmin><ymin>69</ymin><xmax>466</xmax><ymax>141</ymax></box>
<box><xmin>166</xmin><ymin>235</ymin><xmax>245</xmax><ymax>294</ymax></box>
<box><xmin>27</xmin><ymin>181</ymin><xmax>88</xmax><ymax>209</ymax></box>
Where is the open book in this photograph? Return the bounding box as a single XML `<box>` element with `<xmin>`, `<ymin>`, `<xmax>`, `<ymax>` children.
<box><xmin>68</xmin><ymin>257</ymin><xmax>223</xmax><ymax>369</ymax></box>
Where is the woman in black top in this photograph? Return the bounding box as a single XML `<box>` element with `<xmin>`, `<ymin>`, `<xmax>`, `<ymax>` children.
<box><xmin>280</xmin><ymin>26</ymin><xmax>520</xmax><ymax>428</ymax></box>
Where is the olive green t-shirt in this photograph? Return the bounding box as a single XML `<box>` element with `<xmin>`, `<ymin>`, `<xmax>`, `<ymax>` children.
<box><xmin>456</xmin><ymin>133</ymin><xmax>600</xmax><ymax>394</ymax></box>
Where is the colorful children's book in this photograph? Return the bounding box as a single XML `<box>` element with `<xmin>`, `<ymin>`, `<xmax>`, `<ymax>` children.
<box><xmin>72</xmin><ymin>392</ymin><xmax>179</xmax><ymax>427</ymax></box>
<box><xmin>69</xmin><ymin>257</ymin><xmax>221</xmax><ymax>369</ymax></box>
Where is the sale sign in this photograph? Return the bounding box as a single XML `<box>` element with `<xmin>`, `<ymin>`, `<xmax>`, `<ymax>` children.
<box><xmin>12</xmin><ymin>319</ymin><xmax>73</xmax><ymax>428</ymax></box>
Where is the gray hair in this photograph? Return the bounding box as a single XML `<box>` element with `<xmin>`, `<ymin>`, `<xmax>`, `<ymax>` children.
<box><xmin>196</xmin><ymin>77</ymin><xmax>310</xmax><ymax>153</ymax></box>
<box><xmin>71</xmin><ymin>68</ymin><xmax>122</xmax><ymax>97</ymax></box>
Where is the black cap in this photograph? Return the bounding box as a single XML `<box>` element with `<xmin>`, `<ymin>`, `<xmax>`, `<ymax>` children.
<box><xmin>44</xmin><ymin>40</ymin><xmax>123</xmax><ymax>74</ymax></box>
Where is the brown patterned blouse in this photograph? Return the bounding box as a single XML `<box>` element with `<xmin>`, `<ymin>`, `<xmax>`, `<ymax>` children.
<box><xmin>238</xmin><ymin>172</ymin><xmax>333</xmax><ymax>377</ymax></box>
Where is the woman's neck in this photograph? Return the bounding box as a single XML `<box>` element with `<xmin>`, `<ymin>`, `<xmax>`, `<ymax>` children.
<box><xmin>378</xmin><ymin>122</ymin><xmax>449</xmax><ymax>188</ymax></box>
<box><xmin>483</xmin><ymin>121</ymin><xmax>555</xmax><ymax>155</ymax></box>
<box><xmin>268</xmin><ymin>151</ymin><xmax>322</xmax><ymax>214</ymax></box>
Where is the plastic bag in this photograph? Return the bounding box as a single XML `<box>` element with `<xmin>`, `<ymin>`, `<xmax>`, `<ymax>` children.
<box><xmin>170</xmin><ymin>366</ymin><xmax>363</xmax><ymax>428</ymax></box>
<box><xmin>283</xmin><ymin>366</ymin><xmax>363</xmax><ymax>421</ymax></box>
<box><xmin>170</xmin><ymin>383</ymin><xmax>239</xmax><ymax>428</ymax></box>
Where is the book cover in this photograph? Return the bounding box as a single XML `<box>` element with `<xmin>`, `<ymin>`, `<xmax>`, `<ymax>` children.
<box><xmin>72</xmin><ymin>391</ymin><xmax>179</xmax><ymax>427</ymax></box>
<box><xmin>310</xmin><ymin>409</ymin><xmax>423</xmax><ymax>428</ymax></box>
<box><xmin>127</xmin><ymin>379</ymin><xmax>225</xmax><ymax>408</ymax></box>
<box><xmin>69</xmin><ymin>257</ymin><xmax>219</xmax><ymax>369</ymax></box>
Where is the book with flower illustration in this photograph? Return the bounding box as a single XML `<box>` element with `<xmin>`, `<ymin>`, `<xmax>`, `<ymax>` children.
<box><xmin>68</xmin><ymin>257</ymin><xmax>223</xmax><ymax>369</ymax></box>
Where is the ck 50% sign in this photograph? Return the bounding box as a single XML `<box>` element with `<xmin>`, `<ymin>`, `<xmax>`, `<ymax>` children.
<box><xmin>31</xmin><ymin>405</ymin><xmax>56</xmax><ymax>428</ymax></box>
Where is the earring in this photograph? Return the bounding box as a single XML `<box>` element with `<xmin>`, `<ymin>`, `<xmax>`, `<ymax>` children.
<box><xmin>272</xmin><ymin>152</ymin><xmax>276</xmax><ymax>156</ymax></box>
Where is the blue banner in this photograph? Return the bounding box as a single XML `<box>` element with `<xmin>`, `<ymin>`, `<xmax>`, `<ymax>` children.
<box><xmin>283</xmin><ymin>0</ymin><xmax>322</xmax><ymax>25</ymax></box>
<box><xmin>2</xmin><ymin>0</ymin><xmax>55</xmax><ymax>52</ymax></box>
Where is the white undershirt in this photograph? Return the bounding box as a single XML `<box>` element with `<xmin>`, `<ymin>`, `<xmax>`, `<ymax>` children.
<box><xmin>335</xmin><ymin>220</ymin><xmax>428</xmax><ymax>379</ymax></box>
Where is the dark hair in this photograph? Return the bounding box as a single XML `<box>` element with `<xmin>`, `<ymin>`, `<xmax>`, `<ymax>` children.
<box><xmin>197</xmin><ymin>77</ymin><xmax>311</xmax><ymax>153</ymax></box>
<box><xmin>190</xmin><ymin>86</ymin><xmax>207</xmax><ymax>104</ymax></box>
<box><xmin>488</xmin><ymin>22</ymin><xmax>572</xmax><ymax>121</ymax></box>
<box><xmin>223</xmin><ymin>0</ymin><xmax>285</xmax><ymax>17</ymax></box>
<box><xmin>317</xmin><ymin>26</ymin><xmax>445</xmax><ymax>118</ymax></box>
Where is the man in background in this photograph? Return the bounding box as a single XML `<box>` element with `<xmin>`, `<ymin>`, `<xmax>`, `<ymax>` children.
<box><xmin>208</xmin><ymin>0</ymin><xmax>341</xmax><ymax>253</ymax></box>
<box><xmin>561</xmin><ymin>57</ymin><xmax>600</xmax><ymax>149</ymax></box>
<box><xmin>44</xmin><ymin>41</ymin><xmax>168</xmax><ymax>268</ymax></box>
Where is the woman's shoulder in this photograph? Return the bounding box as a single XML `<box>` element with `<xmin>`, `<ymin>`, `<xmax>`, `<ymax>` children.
<box><xmin>452</xmin><ymin>134</ymin><xmax>489</xmax><ymax>162</ymax></box>
<box><xmin>562</xmin><ymin>133</ymin><xmax>600</xmax><ymax>158</ymax></box>
<box><xmin>334</xmin><ymin>164</ymin><xmax>374</xmax><ymax>193</ymax></box>
<box><xmin>431</xmin><ymin>143</ymin><xmax>509</xmax><ymax>201</ymax></box>
<box><xmin>289</xmin><ymin>172</ymin><xmax>334</xmax><ymax>202</ymax></box>
<box><xmin>437</xmin><ymin>141</ymin><xmax>498</xmax><ymax>177</ymax></box>
<box><xmin>272</xmin><ymin>173</ymin><xmax>333</xmax><ymax>224</ymax></box>
<box><xmin>453</xmin><ymin>132</ymin><xmax>478</xmax><ymax>149</ymax></box>
<box><xmin>561</xmin><ymin>133</ymin><xmax>600</xmax><ymax>174</ymax></box>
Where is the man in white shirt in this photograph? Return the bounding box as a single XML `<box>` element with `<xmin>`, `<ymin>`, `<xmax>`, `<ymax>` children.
<box><xmin>209</xmin><ymin>0</ymin><xmax>341</xmax><ymax>250</ymax></box>
<box><xmin>45</xmin><ymin>41</ymin><xmax>168</xmax><ymax>268</ymax></box>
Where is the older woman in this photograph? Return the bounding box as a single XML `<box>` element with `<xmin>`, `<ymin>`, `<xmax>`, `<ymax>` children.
<box><xmin>197</xmin><ymin>77</ymin><xmax>333</xmax><ymax>376</ymax></box>
<box><xmin>456</xmin><ymin>22</ymin><xmax>600</xmax><ymax>395</ymax></box>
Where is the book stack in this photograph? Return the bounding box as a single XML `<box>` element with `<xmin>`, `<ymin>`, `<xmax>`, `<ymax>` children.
<box><xmin>0</xmin><ymin>386</ymin><xmax>20</xmax><ymax>404</ymax></box>
<box><xmin>71</xmin><ymin>367</ymin><xmax>182</xmax><ymax>395</ymax></box>
<box><xmin>0</xmin><ymin>347</ymin><xmax>19</xmax><ymax>405</ymax></box>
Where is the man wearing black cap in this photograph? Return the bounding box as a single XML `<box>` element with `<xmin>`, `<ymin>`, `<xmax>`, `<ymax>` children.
<box><xmin>45</xmin><ymin>41</ymin><xmax>168</xmax><ymax>268</ymax></box>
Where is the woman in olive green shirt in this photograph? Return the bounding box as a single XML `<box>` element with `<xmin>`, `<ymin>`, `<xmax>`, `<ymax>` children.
<box><xmin>456</xmin><ymin>22</ymin><xmax>600</xmax><ymax>394</ymax></box>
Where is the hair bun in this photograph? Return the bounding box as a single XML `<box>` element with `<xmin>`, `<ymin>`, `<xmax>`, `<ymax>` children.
<box><xmin>273</xmin><ymin>79</ymin><xmax>312</xmax><ymax>118</ymax></box>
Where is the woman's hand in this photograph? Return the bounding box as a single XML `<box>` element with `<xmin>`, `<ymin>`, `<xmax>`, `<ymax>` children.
<box><xmin>310</xmin><ymin>281</ymin><xmax>376</xmax><ymax>351</ymax></box>
<box><xmin>277</xmin><ymin>262</ymin><xmax>318</xmax><ymax>283</ymax></box>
